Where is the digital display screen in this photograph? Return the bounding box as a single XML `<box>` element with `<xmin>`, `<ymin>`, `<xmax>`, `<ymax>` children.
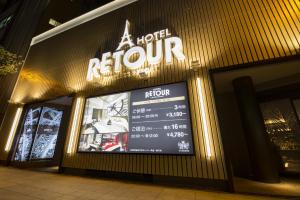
<box><xmin>30</xmin><ymin>107</ymin><xmax>63</xmax><ymax>160</ymax></box>
<box><xmin>14</xmin><ymin>107</ymin><xmax>42</xmax><ymax>161</ymax></box>
<box><xmin>78</xmin><ymin>82</ymin><xmax>194</xmax><ymax>155</ymax></box>
<box><xmin>14</xmin><ymin>106</ymin><xmax>63</xmax><ymax>161</ymax></box>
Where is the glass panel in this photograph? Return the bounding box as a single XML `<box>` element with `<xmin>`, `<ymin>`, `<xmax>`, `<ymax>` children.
<box><xmin>260</xmin><ymin>99</ymin><xmax>300</xmax><ymax>173</ymax></box>
<box><xmin>293</xmin><ymin>99</ymin><xmax>300</xmax><ymax>120</ymax></box>
<box><xmin>14</xmin><ymin>107</ymin><xmax>42</xmax><ymax>161</ymax></box>
<box><xmin>30</xmin><ymin>107</ymin><xmax>63</xmax><ymax>160</ymax></box>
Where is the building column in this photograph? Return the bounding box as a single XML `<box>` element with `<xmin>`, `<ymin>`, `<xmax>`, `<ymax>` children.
<box><xmin>232</xmin><ymin>76</ymin><xmax>279</xmax><ymax>183</ymax></box>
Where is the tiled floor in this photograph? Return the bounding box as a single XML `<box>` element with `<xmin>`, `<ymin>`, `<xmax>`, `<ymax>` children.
<box><xmin>0</xmin><ymin>166</ymin><xmax>288</xmax><ymax>200</ymax></box>
<box><xmin>234</xmin><ymin>177</ymin><xmax>300</xmax><ymax>197</ymax></box>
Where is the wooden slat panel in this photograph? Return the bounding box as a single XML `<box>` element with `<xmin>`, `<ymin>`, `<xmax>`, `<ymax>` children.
<box><xmin>241</xmin><ymin>0</ymin><xmax>272</xmax><ymax>59</ymax></box>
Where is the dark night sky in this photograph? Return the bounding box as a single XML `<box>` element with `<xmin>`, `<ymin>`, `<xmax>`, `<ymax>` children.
<box><xmin>35</xmin><ymin>0</ymin><xmax>114</xmax><ymax>35</ymax></box>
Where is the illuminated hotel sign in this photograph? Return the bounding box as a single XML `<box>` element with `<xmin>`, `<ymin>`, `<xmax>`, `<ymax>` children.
<box><xmin>87</xmin><ymin>20</ymin><xmax>185</xmax><ymax>81</ymax></box>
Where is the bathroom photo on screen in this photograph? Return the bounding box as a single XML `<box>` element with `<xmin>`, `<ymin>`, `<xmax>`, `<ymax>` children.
<box><xmin>78</xmin><ymin>92</ymin><xmax>129</xmax><ymax>152</ymax></box>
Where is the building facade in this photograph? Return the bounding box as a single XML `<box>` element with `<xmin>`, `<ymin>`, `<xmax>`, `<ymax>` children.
<box><xmin>0</xmin><ymin>0</ymin><xmax>299</xmax><ymax>190</ymax></box>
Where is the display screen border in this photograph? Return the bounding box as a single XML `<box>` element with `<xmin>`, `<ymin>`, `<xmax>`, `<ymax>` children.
<box><xmin>76</xmin><ymin>81</ymin><xmax>195</xmax><ymax>156</ymax></box>
<box><xmin>12</xmin><ymin>103</ymin><xmax>65</xmax><ymax>162</ymax></box>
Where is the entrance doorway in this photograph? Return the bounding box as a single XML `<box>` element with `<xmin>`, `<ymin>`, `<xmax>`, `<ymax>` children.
<box><xmin>211</xmin><ymin>58</ymin><xmax>300</xmax><ymax>197</ymax></box>
<box><xmin>9</xmin><ymin>96</ymin><xmax>72</xmax><ymax>169</ymax></box>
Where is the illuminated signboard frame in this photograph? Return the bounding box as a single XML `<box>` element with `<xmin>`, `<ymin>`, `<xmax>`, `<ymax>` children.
<box><xmin>77</xmin><ymin>81</ymin><xmax>195</xmax><ymax>155</ymax></box>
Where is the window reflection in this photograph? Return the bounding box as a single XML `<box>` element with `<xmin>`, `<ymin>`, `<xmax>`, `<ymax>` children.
<box><xmin>260</xmin><ymin>99</ymin><xmax>300</xmax><ymax>173</ymax></box>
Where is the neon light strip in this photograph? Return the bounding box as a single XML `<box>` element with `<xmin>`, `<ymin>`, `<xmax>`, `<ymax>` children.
<box><xmin>67</xmin><ymin>98</ymin><xmax>82</xmax><ymax>154</ymax></box>
<box><xmin>197</xmin><ymin>78</ymin><xmax>212</xmax><ymax>157</ymax></box>
<box><xmin>31</xmin><ymin>0</ymin><xmax>138</xmax><ymax>46</ymax></box>
<box><xmin>5</xmin><ymin>107</ymin><xmax>23</xmax><ymax>152</ymax></box>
